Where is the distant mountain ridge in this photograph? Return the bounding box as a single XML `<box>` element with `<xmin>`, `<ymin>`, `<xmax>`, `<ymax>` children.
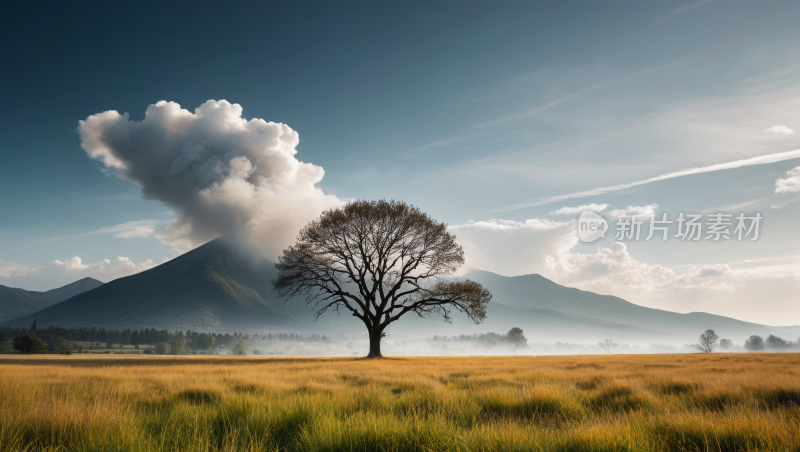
<box><xmin>0</xmin><ymin>277</ymin><xmax>103</xmax><ymax>322</ymax></box>
<box><xmin>457</xmin><ymin>270</ymin><xmax>800</xmax><ymax>343</ymax></box>
<box><xmin>8</xmin><ymin>238</ymin><xmax>799</xmax><ymax>344</ymax></box>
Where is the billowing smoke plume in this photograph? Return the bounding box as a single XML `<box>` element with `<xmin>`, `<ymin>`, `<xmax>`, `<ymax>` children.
<box><xmin>79</xmin><ymin>100</ymin><xmax>342</xmax><ymax>257</ymax></box>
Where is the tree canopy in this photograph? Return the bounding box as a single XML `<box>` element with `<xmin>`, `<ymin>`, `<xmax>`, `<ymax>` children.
<box><xmin>13</xmin><ymin>331</ymin><xmax>47</xmax><ymax>354</ymax></box>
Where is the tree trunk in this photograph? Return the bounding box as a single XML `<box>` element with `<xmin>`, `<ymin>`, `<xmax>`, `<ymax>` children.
<box><xmin>366</xmin><ymin>329</ymin><xmax>383</xmax><ymax>358</ymax></box>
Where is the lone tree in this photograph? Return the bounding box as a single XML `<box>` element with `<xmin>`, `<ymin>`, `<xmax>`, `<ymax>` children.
<box><xmin>273</xmin><ymin>199</ymin><xmax>492</xmax><ymax>358</ymax></box>
<box><xmin>506</xmin><ymin>327</ymin><xmax>527</xmax><ymax>347</ymax></box>
<box><xmin>694</xmin><ymin>329</ymin><xmax>719</xmax><ymax>353</ymax></box>
<box><xmin>598</xmin><ymin>339</ymin><xmax>618</xmax><ymax>354</ymax></box>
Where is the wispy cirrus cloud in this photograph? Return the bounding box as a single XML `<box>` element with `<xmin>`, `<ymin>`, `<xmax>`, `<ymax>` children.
<box><xmin>494</xmin><ymin>149</ymin><xmax>800</xmax><ymax>212</ymax></box>
<box><xmin>401</xmin><ymin>136</ymin><xmax>463</xmax><ymax>156</ymax></box>
<box><xmin>650</xmin><ymin>0</ymin><xmax>713</xmax><ymax>26</ymax></box>
<box><xmin>39</xmin><ymin>220</ymin><xmax>161</xmax><ymax>242</ymax></box>
<box><xmin>473</xmin><ymin>58</ymin><xmax>696</xmax><ymax>129</ymax></box>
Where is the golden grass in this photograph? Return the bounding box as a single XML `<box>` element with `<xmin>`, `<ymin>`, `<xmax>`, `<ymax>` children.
<box><xmin>1</xmin><ymin>353</ymin><xmax>799</xmax><ymax>451</ymax></box>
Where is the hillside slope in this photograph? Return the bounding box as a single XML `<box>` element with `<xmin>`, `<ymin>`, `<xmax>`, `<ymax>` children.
<box><xmin>8</xmin><ymin>239</ymin><xmax>301</xmax><ymax>332</ymax></box>
<box><xmin>0</xmin><ymin>277</ymin><xmax>103</xmax><ymax>322</ymax></box>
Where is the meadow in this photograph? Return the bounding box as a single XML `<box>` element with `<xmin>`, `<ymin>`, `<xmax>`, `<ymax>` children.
<box><xmin>1</xmin><ymin>353</ymin><xmax>799</xmax><ymax>452</ymax></box>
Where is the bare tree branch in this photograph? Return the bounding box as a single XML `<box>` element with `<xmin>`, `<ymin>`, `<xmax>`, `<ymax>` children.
<box><xmin>272</xmin><ymin>199</ymin><xmax>492</xmax><ymax>358</ymax></box>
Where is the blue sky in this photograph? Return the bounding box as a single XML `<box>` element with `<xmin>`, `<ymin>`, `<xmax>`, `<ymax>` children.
<box><xmin>2</xmin><ymin>1</ymin><xmax>800</xmax><ymax>324</ymax></box>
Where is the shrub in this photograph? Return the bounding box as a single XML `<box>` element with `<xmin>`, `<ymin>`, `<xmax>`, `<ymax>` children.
<box><xmin>12</xmin><ymin>331</ymin><xmax>47</xmax><ymax>354</ymax></box>
<box><xmin>744</xmin><ymin>335</ymin><xmax>765</xmax><ymax>351</ymax></box>
<box><xmin>155</xmin><ymin>342</ymin><xmax>170</xmax><ymax>355</ymax></box>
<box><xmin>766</xmin><ymin>335</ymin><xmax>791</xmax><ymax>350</ymax></box>
<box><xmin>170</xmin><ymin>337</ymin><xmax>186</xmax><ymax>355</ymax></box>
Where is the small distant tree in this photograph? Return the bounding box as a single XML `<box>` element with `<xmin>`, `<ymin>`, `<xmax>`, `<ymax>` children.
<box><xmin>506</xmin><ymin>327</ymin><xmax>528</xmax><ymax>347</ymax></box>
<box><xmin>766</xmin><ymin>335</ymin><xmax>790</xmax><ymax>350</ymax></box>
<box><xmin>694</xmin><ymin>329</ymin><xmax>719</xmax><ymax>353</ymax></box>
<box><xmin>598</xmin><ymin>340</ymin><xmax>618</xmax><ymax>354</ymax></box>
<box><xmin>155</xmin><ymin>342</ymin><xmax>170</xmax><ymax>355</ymax></box>
<box><xmin>170</xmin><ymin>337</ymin><xmax>187</xmax><ymax>355</ymax></box>
<box><xmin>29</xmin><ymin>319</ymin><xmax>37</xmax><ymax>334</ymax></box>
<box><xmin>233</xmin><ymin>340</ymin><xmax>249</xmax><ymax>355</ymax></box>
<box><xmin>719</xmin><ymin>339</ymin><xmax>733</xmax><ymax>349</ymax></box>
<box><xmin>196</xmin><ymin>333</ymin><xmax>215</xmax><ymax>351</ymax></box>
<box><xmin>13</xmin><ymin>331</ymin><xmax>47</xmax><ymax>354</ymax></box>
<box><xmin>744</xmin><ymin>335</ymin><xmax>765</xmax><ymax>352</ymax></box>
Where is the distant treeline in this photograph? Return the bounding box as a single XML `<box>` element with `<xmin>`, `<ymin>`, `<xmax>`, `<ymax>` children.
<box><xmin>1</xmin><ymin>322</ymin><xmax>331</xmax><ymax>354</ymax></box>
<box><xmin>431</xmin><ymin>328</ymin><xmax>528</xmax><ymax>348</ymax></box>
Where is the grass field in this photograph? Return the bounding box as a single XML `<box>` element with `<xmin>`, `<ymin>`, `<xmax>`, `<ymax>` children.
<box><xmin>1</xmin><ymin>353</ymin><xmax>799</xmax><ymax>451</ymax></box>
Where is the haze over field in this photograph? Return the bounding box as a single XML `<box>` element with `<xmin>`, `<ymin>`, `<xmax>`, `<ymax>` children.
<box><xmin>6</xmin><ymin>237</ymin><xmax>798</xmax><ymax>354</ymax></box>
<box><xmin>2</xmin><ymin>1</ymin><xmax>800</xmax><ymax>338</ymax></box>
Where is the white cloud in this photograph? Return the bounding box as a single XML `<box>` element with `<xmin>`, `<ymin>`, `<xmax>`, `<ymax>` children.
<box><xmin>775</xmin><ymin>166</ymin><xmax>800</xmax><ymax>194</ymax></box>
<box><xmin>0</xmin><ymin>256</ymin><xmax>167</xmax><ymax>291</ymax></box>
<box><xmin>0</xmin><ymin>259</ymin><xmax>32</xmax><ymax>279</ymax></box>
<box><xmin>609</xmin><ymin>203</ymin><xmax>659</xmax><ymax>218</ymax></box>
<box><xmin>78</xmin><ymin>100</ymin><xmax>342</xmax><ymax>257</ymax></box>
<box><xmin>549</xmin><ymin>203</ymin><xmax>609</xmax><ymax>216</ymax></box>
<box><xmin>560</xmin><ymin>242</ymin><xmax>740</xmax><ymax>294</ymax></box>
<box><xmin>763</xmin><ymin>125</ymin><xmax>795</xmax><ymax>136</ymax></box>
<box><xmin>453</xmin><ymin>217</ymin><xmax>742</xmax><ymax>303</ymax></box>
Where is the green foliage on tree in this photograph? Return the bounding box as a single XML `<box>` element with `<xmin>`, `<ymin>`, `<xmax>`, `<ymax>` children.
<box><xmin>170</xmin><ymin>337</ymin><xmax>187</xmax><ymax>355</ymax></box>
<box><xmin>13</xmin><ymin>331</ymin><xmax>47</xmax><ymax>354</ymax></box>
<box><xmin>155</xmin><ymin>342</ymin><xmax>170</xmax><ymax>355</ymax></box>
<box><xmin>232</xmin><ymin>340</ymin><xmax>249</xmax><ymax>355</ymax></box>
<box><xmin>195</xmin><ymin>333</ymin><xmax>215</xmax><ymax>350</ymax></box>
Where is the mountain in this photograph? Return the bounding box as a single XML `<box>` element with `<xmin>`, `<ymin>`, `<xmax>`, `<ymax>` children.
<box><xmin>7</xmin><ymin>238</ymin><xmax>303</xmax><ymax>332</ymax></box>
<box><xmin>0</xmin><ymin>277</ymin><xmax>103</xmax><ymax>323</ymax></box>
<box><xmin>448</xmin><ymin>270</ymin><xmax>800</xmax><ymax>343</ymax></box>
<box><xmin>9</xmin><ymin>239</ymin><xmax>799</xmax><ymax>344</ymax></box>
